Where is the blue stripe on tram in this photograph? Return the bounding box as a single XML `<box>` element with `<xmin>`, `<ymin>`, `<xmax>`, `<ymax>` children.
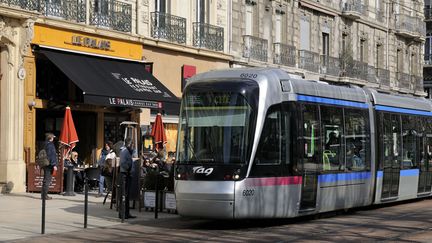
<box><xmin>318</xmin><ymin>172</ymin><xmax>371</xmax><ymax>183</ymax></box>
<box><xmin>376</xmin><ymin>169</ymin><xmax>419</xmax><ymax>178</ymax></box>
<box><xmin>297</xmin><ymin>95</ymin><xmax>368</xmax><ymax>109</ymax></box>
<box><xmin>375</xmin><ymin>105</ymin><xmax>432</xmax><ymax>116</ymax></box>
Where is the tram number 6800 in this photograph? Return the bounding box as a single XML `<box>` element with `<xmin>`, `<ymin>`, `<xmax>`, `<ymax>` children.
<box><xmin>242</xmin><ymin>189</ymin><xmax>255</xmax><ymax>197</ymax></box>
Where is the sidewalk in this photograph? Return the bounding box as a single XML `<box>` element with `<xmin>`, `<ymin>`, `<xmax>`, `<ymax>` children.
<box><xmin>0</xmin><ymin>191</ymin><xmax>179</xmax><ymax>242</ymax></box>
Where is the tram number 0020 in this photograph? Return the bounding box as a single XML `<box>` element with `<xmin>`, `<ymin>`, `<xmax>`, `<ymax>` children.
<box><xmin>242</xmin><ymin>189</ymin><xmax>255</xmax><ymax>197</ymax></box>
<box><xmin>240</xmin><ymin>73</ymin><xmax>258</xmax><ymax>79</ymax></box>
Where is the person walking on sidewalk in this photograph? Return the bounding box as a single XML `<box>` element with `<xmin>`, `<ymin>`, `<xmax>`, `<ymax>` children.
<box><xmin>119</xmin><ymin>137</ymin><xmax>136</xmax><ymax>219</ymax></box>
<box><xmin>42</xmin><ymin>133</ymin><xmax>58</xmax><ymax>200</ymax></box>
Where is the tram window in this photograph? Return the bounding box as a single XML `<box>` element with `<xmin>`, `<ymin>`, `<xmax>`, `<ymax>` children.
<box><xmin>301</xmin><ymin>104</ymin><xmax>320</xmax><ymax>172</ymax></box>
<box><xmin>321</xmin><ymin>106</ymin><xmax>344</xmax><ymax>172</ymax></box>
<box><xmin>254</xmin><ymin>107</ymin><xmax>285</xmax><ymax>165</ymax></box>
<box><xmin>402</xmin><ymin>115</ymin><xmax>418</xmax><ymax>169</ymax></box>
<box><xmin>344</xmin><ymin>109</ymin><xmax>370</xmax><ymax>171</ymax></box>
<box><xmin>251</xmin><ymin>105</ymin><xmax>290</xmax><ymax>177</ymax></box>
<box><xmin>381</xmin><ymin>113</ymin><xmax>401</xmax><ymax>170</ymax></box>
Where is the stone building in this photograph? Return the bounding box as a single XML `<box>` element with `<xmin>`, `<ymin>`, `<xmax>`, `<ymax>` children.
<box><xmin>231</xmin><ymin>0</ymin><xmax>425</xmax><ymax>95</ymax></box>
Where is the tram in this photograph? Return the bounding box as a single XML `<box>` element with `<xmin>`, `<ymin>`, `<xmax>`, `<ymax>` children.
<box><xmin>174</xmin><ymin>68</ymin><xmax>432</xmax><ymax>219</ymax></box>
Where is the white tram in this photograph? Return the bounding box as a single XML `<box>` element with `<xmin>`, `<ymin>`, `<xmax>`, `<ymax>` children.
<box><xmin>174</xmin><ymin>68</ymin><xmax>432</xmax><ymax>219</ymax></box>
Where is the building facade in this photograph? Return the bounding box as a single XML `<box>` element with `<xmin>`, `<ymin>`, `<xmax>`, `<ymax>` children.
<box><xmin>0</xmin><ymin>0</ymin><xmax>425</xmax><ymax>192</ymax></box>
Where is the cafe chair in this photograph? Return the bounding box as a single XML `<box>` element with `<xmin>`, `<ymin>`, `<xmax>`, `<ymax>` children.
<box><xmin>84</xmin><ymin>167</ymin><xmax>100</xmax><ymax>191</ymax></box>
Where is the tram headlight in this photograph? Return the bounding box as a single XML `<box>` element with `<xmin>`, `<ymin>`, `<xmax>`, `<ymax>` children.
<box><xmin>233</xmin><ymin>174</ymin><xmax>240</xmax><ymax>180</ymax></box>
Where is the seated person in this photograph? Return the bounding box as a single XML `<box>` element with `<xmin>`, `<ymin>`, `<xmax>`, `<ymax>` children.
<box><xmin>71</xmin><ymin>151</ymin><xmax>84</xmax><ymax>192</ymax></box>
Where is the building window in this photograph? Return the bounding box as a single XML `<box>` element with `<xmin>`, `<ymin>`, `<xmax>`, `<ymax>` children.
<box><xmin>360</xmin><ymin>39</ymin><xmax>366</xmax><ymax>62</ymax></box>
<box><xmin>376</xmin><ymin>44</ymin><xmax>383</xmax><ymax>68</ymax></box>
<box><xmin>95</xmin><ymin>0</ymin><xmax>109</xmax><ymax>15</ymax></box>
<box><xmin>322</xmin><ymin>32</ymin><xmax>329</xmax><ymax>57</ymax></box>
<box><xmin>300</xmin><ymin>15</ymin><xmax>310</xmax><ymax>50</ymax></box>
<box><xmin>155</xmin><ymin>0</ymin><xmax>168</xmax><ymax>12</ymax></box>
<box><xmin>196</xmin><ymin>0</ymin><xmax>210</xmax><ymax>23</ymax></box>
<box><xmin>397</xmin><ymin>49</ymin><xmax>403</xmax><ymax>73</ymax></box>
<box><xmin>425</xmin><ymin>34</ymin><xmax>432</xmax><ymax>64</ymax></box>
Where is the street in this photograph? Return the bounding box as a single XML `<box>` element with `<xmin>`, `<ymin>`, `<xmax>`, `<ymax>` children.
<box><xmin>5</xmin><ymin>193</ymin><xmax>432</xmax><ymax>242</ymax></box>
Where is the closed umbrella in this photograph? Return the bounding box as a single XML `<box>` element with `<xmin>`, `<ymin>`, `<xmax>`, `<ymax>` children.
<box><xmin>59</xmin><ymin>106</ymin><xmax>79</xmax><ymax>158</ymax></box>
<box><xmin>151</xmin><ymin>113</ymin><xmax>167</xmax><ymax>151</ymax></box>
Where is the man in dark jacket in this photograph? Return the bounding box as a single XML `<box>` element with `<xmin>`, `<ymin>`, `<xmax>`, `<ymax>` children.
<box><xmin>119</xmin><ymin>137</ymin><xmax>136</xmax><ymax>219</ymax></box>
<box><xmin>42</xmin><ymin>133</ymin><xmax>58</xmax><ymax>200</ymax></box>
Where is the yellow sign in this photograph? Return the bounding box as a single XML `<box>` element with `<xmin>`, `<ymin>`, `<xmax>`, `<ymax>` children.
<box><xmin>33</xmin><ymin>24</ymin><xmax>142</xmax><ymax>60</ymax></box>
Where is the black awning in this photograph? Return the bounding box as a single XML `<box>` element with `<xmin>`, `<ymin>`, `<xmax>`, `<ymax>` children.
<box><xmin>39</xmin><ymin>48</ymin><xmax>179</xmax><ymax>109</ymax></box>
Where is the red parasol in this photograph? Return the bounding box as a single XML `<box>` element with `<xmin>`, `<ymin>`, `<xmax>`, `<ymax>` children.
<box><xmin>151</xmin><ymin>113</ymin><xmax>167</xmax><ymax>151</ymax></box>
<box><xmin>59</xmin><ymin>106</ymin><xmax>79</xmax><ymax>158</ymax></box>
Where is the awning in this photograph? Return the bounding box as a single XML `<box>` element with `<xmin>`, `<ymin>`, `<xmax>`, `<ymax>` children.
<box><xmin>39</xmin><ymin>48</ymin><xmax>179</xmax><ymax>109</ymax></box>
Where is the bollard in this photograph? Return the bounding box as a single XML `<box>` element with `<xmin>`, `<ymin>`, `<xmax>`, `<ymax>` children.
<box><xmin>155</xmin><ymin>171</ymin><xmax>159</xmax><ymax>219</ymax></box>
<box><xmin>41</xmin><ymin>181</ymin><xmax>46</xmax><ymax>234</ymax></box>
<box><xmin>84</xmin><ymin>177</ymin><xmax>88</xmax><ymax>228</ymax></box>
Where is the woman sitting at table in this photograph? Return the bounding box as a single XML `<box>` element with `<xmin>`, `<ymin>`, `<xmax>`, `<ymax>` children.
<box><xmin>71</xmin><ymin>151</ymin><xmax>84</xmax><ymax>192</ymax></box>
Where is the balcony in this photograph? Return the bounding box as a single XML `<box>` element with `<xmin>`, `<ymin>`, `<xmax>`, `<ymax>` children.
<box><xmin>151</xmin><ymin>12</ymin><xmax>186</xmax><ymax>44</ymax></box>
<box><xmin>0</xmin><ymin>0</ymin><xmax>40</xmax><ymax>12</ymax></box>
<box><xmin>193</xmin><ymin>22</ymin><xmax>224</xmax><ymax>52</ymax></box>
<box><xmin>343</xmin><ymin>60</ymin><xmax>368</xmax><ymax>80</ymax></box>
<box><xmin>394</xmin><ymin>14</ymin><xmax>425</xmax><ymax>39</ymax></box>
<box><xmin>89</xmin><ymin>0</ymin><xmax>131</xmax><ymax>32</ymax></box>
<box><xmin>320</xmin><ymin>55</ymin><xmax>340</xmax><ymax>77</ymax></box>
<box><xmin>273</xmin><ymin>43</ymin><xmax>296</xmax><ymax>67</ymax></box>
<box><xmin>243</xmin><ymin>35</ymin><xmax>268</xmax><ymax>63</ymax></box>
<box><xmin>377</xmin><ymin>68</ymin><xmax>390</xmax><ymax>87</ymax></box>
<box><xmin>298</xmin><ymin>50</ymin><xmax>319</xmax><ymax>73</ymax></box>
<box><xmin>341</xmin><ymin>1</ymin><xmax>365</xmax><ymax>20</ymax></box>
<box><xmin>411</xmin><ymin>75</ymin><xmax>423</xmax><ymax>91</ymax></box>
<box><xmin>40</xmin><ymin>0</ymin><xmax>86</xmax><ymax>22</ymax></box>
<box><xmin>367</xmin><ymin>66</ymin><xmax>378</xmax><ymax>84</ymax></box>
<box><xmin>397</xmin><ymin>72</ymin><xmax>412</xmax><ymax>90</ymax></box>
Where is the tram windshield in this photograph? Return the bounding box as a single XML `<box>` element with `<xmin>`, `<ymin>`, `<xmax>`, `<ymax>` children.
<box><xmin>177</xmin><ymin>88</ymin><xmax>256</xmax><ymax>165</ymax></box>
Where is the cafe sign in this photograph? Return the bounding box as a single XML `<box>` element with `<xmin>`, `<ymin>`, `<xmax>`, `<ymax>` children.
<box><xmin>70</xmin><ymin>35</ymin><xmax>111</xmax><ymax>51</ymax></box>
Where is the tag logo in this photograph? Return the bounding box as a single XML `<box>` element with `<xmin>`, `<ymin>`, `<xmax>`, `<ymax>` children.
<box><xmin>192</xmin><ymin>166</ymin><xmax>214</xmax><ymax>176</ymax></box>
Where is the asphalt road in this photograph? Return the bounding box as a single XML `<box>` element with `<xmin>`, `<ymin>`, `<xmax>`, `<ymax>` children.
<box><xmin>10</xmin><ymin>198</ymin><xmax>432</xmax><ymax>242</ymax></box>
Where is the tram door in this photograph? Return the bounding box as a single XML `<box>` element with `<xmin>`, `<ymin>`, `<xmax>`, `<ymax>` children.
<box><xmin>381</xmin><ymin>113</ymin><xmax>401</xmax><ymax>200</ymax></box>
<box><xmin>299</xmin><ymin>104</ymin><xmax>319</xmax><ymax>211</ymax></box>
<box><xmin>418</xmin><ymin>134</ymin><xmax>432</xmax><ymax>194</ymax></box>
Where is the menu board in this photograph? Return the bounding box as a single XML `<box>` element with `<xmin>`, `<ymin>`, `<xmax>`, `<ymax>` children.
<box><xmin>27</xmin><ymin>164</ymin><xmax>63</xmax><ymax>193</ymax></box>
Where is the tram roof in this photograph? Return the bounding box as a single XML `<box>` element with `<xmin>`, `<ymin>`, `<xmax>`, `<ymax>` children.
<box><xmin>289</xmin><ymin>79</ymin><xmax>368</xmax><ymax>104</ymax></box>
<box><xmin>367</xmin><ymin>89</ymin><xmax>431</xmax><ymax>111</ymax></box>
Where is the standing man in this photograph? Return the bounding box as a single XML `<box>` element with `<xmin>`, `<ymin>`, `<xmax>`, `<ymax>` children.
<box><xmin>42</xmin><ymin>133</ymin><xmax>58</xmax><ymax>200</ymax></box>
<box><xmin>119</xmin><ymin>137</ymin><xmax>136</xmax><ymax>219</ymax></box>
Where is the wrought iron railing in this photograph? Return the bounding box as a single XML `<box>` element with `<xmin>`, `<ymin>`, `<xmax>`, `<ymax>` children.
<box><xmin>342</xmin><ymin>0</ymin><xmax>366</xmax><ymax>16</ymax></box>
<box><xmin>395</xmin><ymin>14</ymin><xmax>425</xmax><ymax>36</ymax></box>
<box><xmin>243</xmin><ymin>35</ymin><xmax>268</xmax><ymax>62</ymax></box>
<box><xmin>367</xmin><ymin>65</ymin><xmax>377</xmax><ymax>83</ymax></box>
<box><xmin>320</xmin><ymin>55</ymin><xmax>340</xmax><ymax>77</ymax></box>
<box><xmin>0</xmin><ymin>0</ymin><xmax>40</xmax><ymax>11</ymax></box>
<box><xmin>320</xmin><ymin>0</ymin><xmax>340</xmax><ymax>11</ymax></box>
<box><xmin>193</xmin><ymin>22</ymin><xmax>224</xmax><ymax>51</ymax></box>
<box><xmin>90</xmin><ymin>0</ymin><xmax>131</xmax><ymax>32</ymax></box>
<box><xmin>397</xmin><ymin>72</ymin><xmax>411</xmax><ymax>90</ymax></box>
<box><xmin>377</xmin><ymin>68</ymin><xmax>390</xmax><ymax>86</ymax></box>
<box><xmin>273</xmin><ymin>43</ymin><xmax>296</xmax><ymax>67</ymax></box>
<box><xmin>298</xmin><ymin>50</ymin><xmax>319</xmax><ymax>73</ymax></box>
<box><xmin>344</xmin><ymin>60</ymin><xmax>368</xmax><ymax>80</ymax></box>
<box><xmin>40</xmin><ymin>0</ymin><xmax>86</xmax><ymax>22</ymax></box>
<box><xmin>151</xmin><ymin>12</ymin><xmax>186</xmax><ymax>44</ymax></box>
